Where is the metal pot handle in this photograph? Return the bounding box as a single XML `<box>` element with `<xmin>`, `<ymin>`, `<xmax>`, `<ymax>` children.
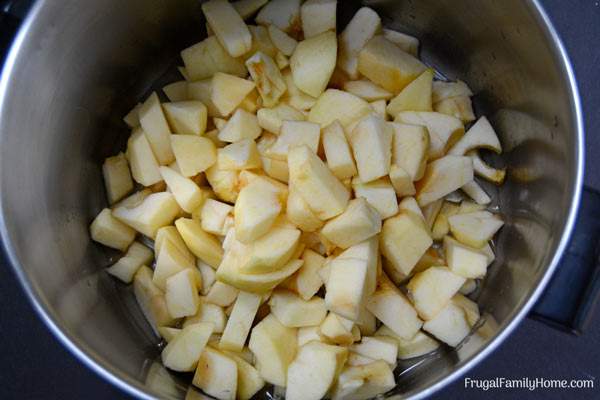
<box><xmin>530</xmin><ymin>186</ymin><xmax>600</xmax><ymax>334</ymax></box>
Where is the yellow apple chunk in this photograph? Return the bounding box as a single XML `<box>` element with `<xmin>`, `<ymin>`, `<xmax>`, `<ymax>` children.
<box><xmin>106</xmin><ymin>241</ymin><xmax>153</xmax><ymax>283</ymax></box>
<box><xmin>349</xmin><ymin>114</ymin><xmax>393</xmax><ymax>183</ymax></box>
<box><xmin>202</xmin><ymin>0</ymin><xmax>252</xmax><ymax>58</ymax></box>
<box><xmin>162</xmin><ymin>322</ymin><xmax>214</xmax><ymax>372</ymax></box>
<box><xmin>338</xmin><ymin>7</ymin><xmax>382</xmax><ymax>79</ymax></box>
<box><xmin>290</xmin><ymin>31</ymin><xmax>337</xmax><ymax>98</ymax></box>
<box><xmin>175</xmin><ymin>218</ymin><xmax>224</xmax><ymax>268</ymax></box>
<box><xmin>170</xmin><ymin>135</ymin><xmax>217</xmax><ymax>177</ymax></box>
<box><xmin>406</xmin><ymin>266</ymin><xmax>466</xmax><ymax>320</ymax></box>
<box><xmin>139</xmin><ymin>92</ymin><xmax>175</xmax><ymax>165</ymax></box>
<box><xmin>386</xmin><ymin>69</ymin><xmax>434</xmax><ymax>117</ymax></box>
<box><xmin>113</xmin><ymin>192</ymin><xmax>181</xmax><ymax>239</ymax></box>
<box><xmin>126</xmin><ymin>128</ymin><xmax>162</xmax><ymax>186</ymax></box>
<box><xmin>193</xmin><ymin>347</ymin><xmax>238</xmax><ymax>400</ymax></box>
<box><xmin>103</xmin><ymin>152</ymin><xmax>133</xmax><ymax>204</ymax></box>
<box><xmin>163</xmin><ymin>101</ymin><xmax>208</xmax><ymax>135</ymax></box>
<box><xmin>90</xmin><ymin>208</ymin><xmax>136</xmax><ymax>251</ymax></box>
<box><xmin>416</xmin><ymin>155</ymin><xmax>474</xmax><ymax>207</ymax></box>
<box><xmin>321</xmin><ymin>198</ymin><xmax>382</xmax><ymax>249</ymax></box>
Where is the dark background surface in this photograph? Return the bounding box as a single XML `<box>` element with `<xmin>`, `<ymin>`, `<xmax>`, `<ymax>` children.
<box><xmin>1</xmin><ymin>0</ymin><xmax>600</xmax><ymax>399</ymax></box>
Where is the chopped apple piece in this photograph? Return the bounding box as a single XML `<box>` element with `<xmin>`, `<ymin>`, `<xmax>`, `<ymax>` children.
<box><xmin>181</xmin><ymin>36</ymin><xmax>246</xmax><ymax>81</ymax></box>
<box><xmin>350</xmin><ymin>336</ymin><xmax>398</xmax><ymax>365</ymax></box>
<box><xmin>452</xmin><ymin>293</ymin><xmax>480</xmax><ymax>327</ymax></box>
<box><xmin>269</xmin><ymin>289</ymin><xmax>327</xmax><ymax>327</ymax></box>
<box><xmin>358</xmin><ymin>35</ymin><xmax>426</xmax><ymax>94</ymax></box>
<box><xmin>268</xmin><ymin>25</ymin><xmax>297</xmax><ymax>56</ymax></box>
<box><xmin>288</xmin><ymin>145</ymin><xmax>350</xmax><ymax>220</ymax></box>
<box><xmin>239</xmin><ymin>225</ymin><xmax>301</xmax><ymax>274</ymax></box>
<box><xmin>103</xmin><ymin>153</ymin><xmax>133</xmax><ymax>204</ymax></box>
<box><xmin>297</xmin><ymin>326</ymin><xmax>321</xmax><ymax>346</ymax></box>
<box><xmin>159</xmin><ymin>166</ymin><xmax>204</xmax><ymax>213</ymax></box>
<box><xmin>281</xmin><ymin>69</ymin><xmax>317</xmax><ymax>110</ymax></box>
<box><xmin>416</xmin><ymin>155</ymin><xmax>474</xmax><ymax>207</ymax></box>
<box><xmin>165</xmin><ymin>269</ymin><xmax>200</xmax><ymax>318</ymax></box>
<box><xmin>398</xmin><ymin>196</ymin><xmax>425</xmax><ymax>220</ymax></box>
<box><xmin>188</xmin><ymin>79</ymin><xmax>222</xmax><ymax>117</ymax></box>
<box><xmin>153</xmin><ymin>238</ymin><xmax>196</xmax><ymax>290</ymax></box>
<box><xmin>343</xmin><ymin>81</ymin><xmax>393</xmax><ymax>103</ymax></box>
<box><xmin>162</xmin><ymin>322</ymin><xmax>214</xmax><ymax>372</ymax></box>
<box><xmin>422</xmin><ymin>301</ymin><xmax>470</xmax><ymax>347</ymax></box>
<box><xmin>202</xmin><ymin>0</ymin><xmax>252</xmax><ymax>58</ymax></box>
<box><xmin>126</xmin><ymin>128</ymin><xmax>162</xmax><ymax>186</ymax></box>
<box><xmin>218</xmin><ymin>110</ymin><xmax>261</xmax><ymax>144</ymax></box>
<box><xmin>435</xmin><ymin>96</ymin><xmax>475</xmax><ymax>123</ymax></box>
<box><xmin>257</xmin><ymin>104</ymin><xmax>305</xmax><ymax>134</ymax></box>
<box><xmin>395</xmin><ymin>111</ymin><xmax>464</xmax><ymax>159</ymax></box>
<box><xmin>380</xmin><ymin>211</ymin><xmax>432</xmax><ymax>276</ymax></box>
<box><xmin>246</xmin><ymin>52</ymin><xmax>287</xmax><ymax>107</ymax></box>
<box><xmin>223</xmin><ymin>353</ymin><xmax>264</xmax><ymax>400</ymax></box>
<box><xmin>321</xmin><ymin>198</ymin><xmax>381</xmax><ymax>249</ymax></box>
<box><xmin>113</xmin><ymin>192</ymin><xmax>180</xmax><ymax>239</ymax></box>
<box><xmin>347</xmin><ymin>352</ymin><xmax>376</xmax><ymax>367</ymax></box>
<box><xmin>308</xmin><ymin>89</ymin><xmax>372</xmax><ymax>129</ymax></box>
<box><xmin>133</xmin><ymin>266</ymin><xmax>175</xmax><ymax>333</ymax></box>
<box><xmin>154</xmin><ymin>226</ymin><xmax>192</xmax><ymax>262</ymax></box>
<box><xmin>382</xmin><ymin>29</ymin><xmax>419</xmax><ymax>56</ymax></box>
<box><xmin>106</xmin><ymin>242</ymin><xmax>153</xmax><ymax>283</ymax></box>
<box><xmin>267</xmin><ymin>120</ymin><xmax>321</xmax><ymax>160</ymax></box>
<box><xmin>366</xmin><ymin>274</ymin><xmax>422</xmax><ymax>340</ymax></box>
<box><xmin>200</xmin><ymin>198</ymin><xmax>233</xmax><ymax>235</ymax></box>
<box><xmin>193</xmin><ymin>346</ymin><xmax>238</xmax><ymax>400</ymax></box>
<box><xmin>386</xmin><ymin>69</ymin><xmax>434</xmax><ymax>117</ymax></box>
<box><xmin>163</xmin><ymin>81</ymin><xmax>188</xmax><ymax>102</ymax></box>
<box><xmin>448</xmin><ymin>116</ymin><xmax>502</xmax><ymax>155</ymax></box>
<box><xmin>163</xmin><ymin>101</ymin><xmax>208</xmax><ymax>135</ymax></box>
<box><xmin>139</xmin><ymin>93</ymin><xmax>175</xmax><ymax>165</ymax></box>
<box><xmin>198</xmin><ymin>260</ymin><xmax>217</xmax><ymax>295</ymax></box>
<box><xmin>184</xmin><ymin>301</ymin><xmax>227</xmax><ymax>332</ymax></box>
<box><xmin>158</xmin><ymin>327</ymin><xmax>181</xmax><ymax>343</ymax></box>
<box><xmin>459</xmin><ymin>279</ymin><xmax>478</xmax><ymax>295</ymax></box>
<box><xmin>390</xmin><ymin>122</ymin><xmax>429</xmax><ymax>181</ymax></box>
<box><xmin>467</xmin><ymin>150</ymin><xmax>506</xmax><ymax>184</ymax></box>
<box><xmin>300</xmin><ymin>0</ymin><xmax>336</xmax><ymax>39</ymax></box>
<box><xmin>281</xmin><ymin>249</ymin><xmax>325</xmax><ymax>300</ymax></box>
<box><xmin>432</xmin><ymin>80</ymin><xmax>473</xmax><ymax>103</ymax></box>
<box><xmin>431</xmin><ymin>201</ymin><xmax>460</xmax><ymax>240</ymax></box>
<box><xmin>353</xmin><ymin>177</ymin><xmax>399</xmax><ymax>220</ymax></box>
<box><xmin>290</xmin><ymin>31</ymin><xmax>337</xmax><ymax>98</ymax></box>
<box><xmin>212</xmin><ymin>73</ymin><xmax>256</xmax><ymax>117</ymax></box>
<box><xmin>233</xmin><ymin>0</ymin><xmax>268</xmax><ymax>19</ymax></box>
<box><xmin>256</xmin><ymin>0</ymin><xmax>301</xmax><ymax>33</ymax></box>
<box><xmin>217</xmin><ymin>139</ymin><xmax>262</xmax><ymax>171</ymax></box>
<box><xmin>235</xmin><ymin>179</ymin><xmax>282</xmax><ymax>243</ymax></box>
<box><xmin>90</xmin><ymin>208</ymin><xmax>136</xmax><ymax>251</ymax></box>
<box><xmin>123</xmin><ymin>103</ymin><xmax>141</xmax><ymax>128</ymax></box>
<box><xmin>286</xmin><ymin>341</ymin><xmax>347</xmax><ymax>400</ymax></box>
<box><xmin>462</xmin><ymin>180</ymin><xmax>491</xmax><ymax>205</ymax></box>
<box><xmin>248</xmin><ymin>314</ymin><xmax>298</xmax><ymax>386</ymax></box>
<box><xmin>336</xmin><ymin>237</ymin><xmax>379</xmax><ymax>296</ymax></box>
<box><xmin>349</xmin><ymin>114</ymin><xmax>392</xmax><ymax>183</ymax></box>
<box><xmin>389</xmin><ymin>164</ymin><xmax>416</xmax><ymax>196</ymax></box>
<box><xmin>322</xmin><ymin>120</ymin><xmax>357</xmax><ymax>180</ymax></box>
<box><xmin>407</xmin><ymin>266</ymin><xmax>466</xmax><ymax>320</ymax></box>
<box><xmin>176</xmin><ymin>218</ymin><xmax>224</xmax><ymax>268</ymax></box>
<box><xmin>338</xmin><ymin>7</ymin><xmax>382</xmax><ymax>79</ymax></box>
<box><xmin>205</xmin><ymin>281</ymin><xmax>240</xmax><ymax>307</ymax></box>
<box><xmin>220</xmin><ymin>291</ymin><xmax>262</xmax><ymax>351</ymax></box>
<box><xmin>331</xmin><ymin>360</ymin><xmax>395</xmax><ymax>400</ymax></box>
<box><xmin>448</xmin><ymin>211</ymin><xmax>504</xmax><ymax>248</ymax></box>
<box><xmin>237</xmin><ymin>170</ymin><xmax>289</xmax><ymax>203</ymax></box>
<box><xmin>171</xmin><ymin>135</ymin><xmax>217</xmax><ymax>177</ymax></box>
<box><xmin>205</xmin><ymin>164</ymin><xmax>239</xmax><ymax>203</ymax></box>
<box><xmin>246</xmin><ymin>25</ymin><xmax>278</xmax><ymax>59</ymax></box>
<box><xmin>370</xmin><ymin>100</ymin><xmax>388</xmax><ymax>121</ymax></box>
<box><xmin>376</xmin><ymin>325</ymin><xmax>440</xmax><ymax>360</ymax></box>
<box><xmin>319</xmin><ymin>312</ymin><xmax>355</xmax><ymax>345</ymax></box>
<box><xmin>325</xmin><ymin>257</ymin><xmax>369</xmax><ymax>321</ymax></box>
<box><xmin>286</xmin><ymin>185</ymin><xmax>324</xmax><ymax>232</ymax></box>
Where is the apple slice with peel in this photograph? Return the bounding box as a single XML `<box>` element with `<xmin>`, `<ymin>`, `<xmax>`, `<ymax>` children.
<box><xmin>375</xmin><ymin>325</ymin><xmax>440</xmax><ymax>360</ymax></box>
<box><xmin>350</xmin><ymin>336</ymin><xmax>398</xmax><ymax>365</ymax></box>
<box><xmin>322</xmin><ymin>120</ymin><xmax>357</xmax><ymax>180</ymax></box>
<box><xmin>416</xmin><ymin>155</ymin><xmax>474</xmax><ymax>207</ymax></box>
<box><xmin>422</xmin><ymin>301</ymin><xmax>471</xmax><ymax>347</ymax></box>
<box><xmin>107</xmin><ymin>242</ymin><xmax>153</xmax><ymax>283</ymax></box>
<box><xmin>380</xmin><ymin>211</ymin><xmax>433</xmax><ymax>276</ymax></box>
<box><xmin>192</xmin><ymin>346</ymin><xmax>238</xmax><ymax>400</ymax></box>
<box><xmin>286</xmin><ymin>341</ymin><xmax>348</xmax><ymax>400</ymax></box>
<box><xmin>330</xmin><ymin>360</ymin><xmax>396</xmax><ymax>400</ymax></box>
<box><xmin>219</xmin><ymin>291</ymin><xmax>262</xmax><ymax>352</ymax></box>
<box><xmin>382</xmin><ymin>29</ymin><xmax>419</xmax><ymax>56</ymax></box>
<box><xmin>338</xmin><ymin>7</ymin><xmax>382</xmax><ymax>79</ymax></box>
<box><xmin>467</xmin><ymin>150</ymin><xmax>506</xmax><ymax>184</ymax></box>
<box><xmin>321</xmin><ymin>198</ymin><xmax>382</xmax><ymax>249</ymax></box>
<box><xmin>138</xmin><ymin>92</ymin><xmax>174</xmax><ymax>165</ymax></box>
<box><xmin>366</xmin><ymin>272</ymin><xmax>422</xmax><ymax>340</ymax></box>
<box><xmin>390</xmin><ymin>122</ymin><xmax>429</xmax><ymax>181</ymax></box>
<box><xmin>113</xmin><ymin>192</ymin><xmax>181</xmax><ymax>239</ymax></box>
<box><xmin>126</xmin><ymin>128</ymin><xmax>162</xmax><ymax>186</ymax></box>
<box><xmin>343</xmin><ymin>80</ymin><xmax>393</xmax><ymax>102</ymax></box>
<box><xmin>349</xmin><ymin>114</ymin><xmax>393</xmax><ymax>183</ymax></box>
<box><xmin>133</xmin><ymin>266</ymin><xmax>175</xmax><ymax>333</ymax></box>
<box><xmin>288</xmin><ymin>145</ymin><xmax>350</xmax><ymax>220</ymax></box>
<box><xmin>246</xmin><ymin>52</ymin><xmax>287</xmax><ymax>107</ymax></box>
<box><xmin>90</xmin><ymin>208</ymin><xmax>136</xmax><ymax>251</ymax></box>
<box><xmin>358</xmin><ymin>35</ymin><xmax>427</xmax><ymax>94</ymax></box>
<box><xmin>162</xmin><ymin>322</ymin><xmax>214</xmax><ymax>372</ymax></box>
<box><xmin>291</xmin><ymin>31</ymin><xmax>337</xmax><ymax>98</ymax></box>
<box><xmin>103</xmin><ymin>152</ymin><xmax>133</xmax><ymax>204</ymax></box>
<box><xmin>386</xmin><ymin>69</ymin><xmax>434</xmax><ymax>117</ymax></box>
<box><xmin>175</xmin><ymin>218</ymin><xmax>224</xmax><ymax>268</ymax></box>
<box><xmin>249</xmin><ymin>314</ymin><xmax>298</xmax><ymax>386</ymax></box>
<box><xmin>448</xmin><ymin>211</ymin><xmax>504</xmax><ymax>248</ymax></box>
<box><xmin>202</xmin><ymin>0</ymin><xmax>252</xmax><ymax>58</ymax></box>
<box><xmin>407</xmin><ymin>266</ymin><xmax>466</xmax><ymax>320</ymax></box>
<box><xmin>235</xmin><ymin>179</ymin><xmax>282</xmax><ymax>243</ymax></box>
<box><xmin>449</xmin><ymin>116</ymin><xmax>501</xmax><ymax>155</ymax></box>
<box><xmin>308</xmin><ymin>89</ymin><xmax>372</xmax><ymax>130</ymax></box>
<box><xmin>300</xmin><ymin>0</ymin><xmax>337</xmax><ymax>38</ymax></box>
<box><xmin>269</xmin><ymin>289</ymin><xmax>327</xmax><ymax>327</ymax></box>
<box><xmin>165</xmin><ymin>269</ymin><xmax>200</xmax><ymax>318</ymax></box>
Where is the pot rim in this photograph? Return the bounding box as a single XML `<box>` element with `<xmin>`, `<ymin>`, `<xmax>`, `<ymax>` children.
<box><xmin>0</xmin><ymin>0</ymin><xmax>584</xmax><ymax>399</ymax></box>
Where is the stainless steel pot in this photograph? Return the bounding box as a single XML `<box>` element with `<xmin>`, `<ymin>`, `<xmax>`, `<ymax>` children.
<box><xmin>0</xmin><ymin>0</ymin><xmax>584</xmax><ymax>399</ymax></box>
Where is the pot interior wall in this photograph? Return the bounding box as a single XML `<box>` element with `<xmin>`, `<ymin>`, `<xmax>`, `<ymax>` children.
<box><xmin>0</xmin><ymin>0</ymin><xmax>579</xmax><ymax>398</ymax></box>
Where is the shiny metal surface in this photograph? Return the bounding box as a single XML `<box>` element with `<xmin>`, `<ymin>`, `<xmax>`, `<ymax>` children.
<box><xmin>0</xmin><ymin>0</ymin><xmax>583</xmax><ymax>399</ymax></box>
